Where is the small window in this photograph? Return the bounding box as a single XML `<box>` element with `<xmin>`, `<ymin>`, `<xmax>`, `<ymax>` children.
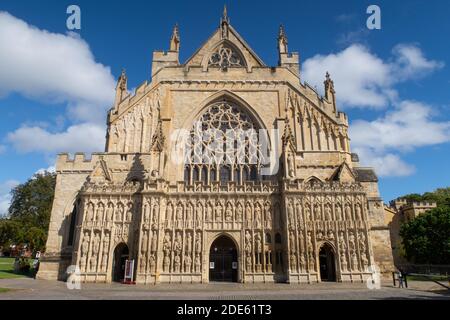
<box><xmin>275</xmin><ymin>233</ymin><xmax>282</xmax><ymax>244</ymax></box>
<box><xmin>67</xmin><ymin>204</ymin><xmax>78</xmax><ymax>246</ymax></box>
<box><xmin>265</xmin><ymin>233</ymin><xmax>272</xmax><ymax>244</ymax></box>
<box><xmin>220</xmin><ymin>166</ymin><xmax>231</xmax><ymax>184</ymax></box>
<box><xmin>184</xmin><ymin>166</ymin><xmax>190</xmax><ymax>183</ymax></box>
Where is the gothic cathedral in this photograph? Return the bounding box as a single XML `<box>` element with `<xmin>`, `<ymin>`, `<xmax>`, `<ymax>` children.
<box><xmin>38</xmin><ymin>9</ymin><xmax>394</xmax><ymax>284</ymax></box>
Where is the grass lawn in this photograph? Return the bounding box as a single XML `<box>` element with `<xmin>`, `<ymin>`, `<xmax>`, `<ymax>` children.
<box><xmin>0</xmin><ymin>288</ymin><xmax>11</xmax><ymax>293</ymax></box>
<box><xmin>407</xmin><ymin>274</ymin><xmax>449</xmax><ymax>282</ymax></box>
<box><xmin>0</xmin><ymin>257</ymin><xmax>31</xmax><ymax>279</ymax></box>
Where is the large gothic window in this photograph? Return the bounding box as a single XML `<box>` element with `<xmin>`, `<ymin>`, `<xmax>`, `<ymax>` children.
<box><xmin>208</xmin><ymin>44</ymin><xmax>246</xmax><ymax>70</ymax></box>
<box><xmin>184</xmin><ymin>100</ymin><xmax>265</xmax><ymax>185</ymax></box>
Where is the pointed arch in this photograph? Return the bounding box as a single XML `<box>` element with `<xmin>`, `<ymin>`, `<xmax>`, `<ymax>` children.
<box><xmin>203</xmin><ymin>39</ymin><xmax>248</xmax><ymax>71</ymax></box>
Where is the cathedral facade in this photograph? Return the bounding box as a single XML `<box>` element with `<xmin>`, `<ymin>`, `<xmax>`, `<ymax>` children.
<box><xmin>38</xmin><ymin>10</ymin><xmax>394</xmax><ymax>284</ymax></box>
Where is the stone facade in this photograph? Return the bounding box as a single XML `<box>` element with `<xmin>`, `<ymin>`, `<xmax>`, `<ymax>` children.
<box><xmin>37</xmin><ymin>9</ymin><xmax>394</xmax><ymax>284</ymax></box>
<box><xmin>386</xmin><ymin>199</ymin><xmax>437</xmax><ymax>266</ymax></box>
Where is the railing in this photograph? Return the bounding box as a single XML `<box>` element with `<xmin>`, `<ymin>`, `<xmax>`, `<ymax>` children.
<box><xmin>398</xmin><ymin>264</ymin><xmax>450</xmax><ymax>276</ymax></box>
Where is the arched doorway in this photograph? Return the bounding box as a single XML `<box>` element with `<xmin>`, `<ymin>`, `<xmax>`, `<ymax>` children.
<box><xmin>112</xmin><ymin>243</ymin><xmax>129</xmax><ymax>282</ymax></box>
<box><xmin>319</xmin><ymin>243</ymin><xmax>336</xmax><ymax>282</ymax></box>
<box><xmin>209</xmin><ymin>235</ymin><xmax>238</xmax><ymax>282</ymax></box>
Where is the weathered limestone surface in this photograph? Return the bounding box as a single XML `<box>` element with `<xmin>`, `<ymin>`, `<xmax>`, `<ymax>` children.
<box><xmin>38</xmin><ymin>10</ymin><xmax>394</xmax><ymax>284</ymax></box>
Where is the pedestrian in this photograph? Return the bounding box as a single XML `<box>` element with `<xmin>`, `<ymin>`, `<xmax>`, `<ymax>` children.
<box><xmin>397</xmin><ymin>269</ymin><xmax>404</xmax><ymax>288</ymax></box>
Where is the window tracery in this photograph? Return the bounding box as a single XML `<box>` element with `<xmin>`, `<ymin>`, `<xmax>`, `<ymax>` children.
<box><xmin>184</xmin><ymin>100</ymin><xmax>264</xmax><ymax>185</ymax></box>
<box><xmin>208</xmin><ymin>44</ymin><xmax>246</xmax><ymax>70</ymax></box>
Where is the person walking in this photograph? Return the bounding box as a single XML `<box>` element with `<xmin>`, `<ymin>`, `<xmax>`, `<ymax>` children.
<box><xmin>397</xmin><ymin>269</ymin><xmax>404</xmax><ymax>288</ymax></box>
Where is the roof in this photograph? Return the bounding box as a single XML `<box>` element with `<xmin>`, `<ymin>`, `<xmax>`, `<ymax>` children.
<box><xmin>353</xmin><ymin>167</ymin><xmax>379</xmax><ymax>182</ymax></box>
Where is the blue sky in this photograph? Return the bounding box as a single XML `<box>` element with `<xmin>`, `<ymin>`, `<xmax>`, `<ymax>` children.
<box><xmin>0</xmin><ymin>0</ymin><xmax>449</xmax><ymax>214</ymax></box>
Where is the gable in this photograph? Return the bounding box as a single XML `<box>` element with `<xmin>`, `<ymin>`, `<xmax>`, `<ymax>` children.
<box><xmin>184</xmin><ymin>25</ymin><xmax>265</xmax><ymax>71</ymax></box>
<box><xmin>330</xmin><ymin>162</ymin><xmax>356</xmax><ymax>183</ymax></box>
<box><xmin>88</xmin><ymin>158</ymin><xmax>113</xmax><ymax>183</ymax></box>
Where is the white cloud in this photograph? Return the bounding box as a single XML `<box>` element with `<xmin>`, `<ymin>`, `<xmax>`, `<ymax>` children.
<box><xmin>7</xmin><ymin>123</ymin><xmax>106</xmax><ymax>154</ymax></box>
<box><xmin>392</xmin><ymin>44</ymin><xmax>445</xmax><ymax>81</ymax></box>
<box><xmin>0</xmin><ymin>180</ymin><xmax>20</xmax><ymax>217</ymax></box>
<box><xmin>350</xmin><ymin>101</ymin><xmax>450</xmax><ymax>177</ymax></box>
<box><xmin>0</xmin><ymin>12</ymin><xmax>116</xmax><ymax>156</ymax></box>
<box><xmin>35</xmin><ymin>166</ymin><xmax>56</xmax><ymax>176</ymax></box>
<box><xmin>303</xmin><ymin>44</ymin><xmax>392</xmax><ymax>108</ymax></box>
<box><xmin>0</xmin><ymin>145</ymin><xmax>5</xmax><ymax>154</ymax></box>
<box><xmin>0</xmin><ymin>11</ymin><xmax>116</xmax><ymax>123</ymax></box>
<box><xmin>302</xmin><ymin>44</ymin><xmax>444</xmax><ymax>109</ymax></box>
<box><xmin>302</xmin><ymin>43</ymin><xmax>446</xmax><ymax>177</ymax></box>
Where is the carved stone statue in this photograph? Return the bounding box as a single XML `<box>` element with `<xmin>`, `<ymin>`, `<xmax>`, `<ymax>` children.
<box><xmin>245</xmin><ymin>204</ymin><xmax>252</xmax><ymax>221</ymax></box>
<box><xmin>206</xmin><ymin>204</ymin><xmax>213</xmax><ymax>221</ymax></box>
<box><xmin>236</xmin><ymin>204</ymin><xmax>243</xmax><ymax>221</ymax></box>
<box><xmin>340</xmin><ymin>252</ymin><xmax>348</xmax><ymax>271</ymax></box>
<box><xmin>246</xmin><ymin>253</ymin><xmax>252</xmax><ymax>271</ymax></box>
<box><xmin>225</xmin><ymin>204</ymin><xmax>233</xmax><ymax>222</ymax></box>
<box><xmin>176</xmin><ymin>205</ymin><xmax>183</xmax><ymax>221</ymax></box>
<box><xmin>255</xmin><ymin>233</ymin><xmax>262</xmax><ymax>254</ymax></box>
<box><xmin>361</xmin><ymin>253</ymin><xmax>369</xmax><ymax>270</ymax></box>
<box><xmin>254</xmin><ymin>205</ymin><xmax>262</xmax><ymax>227</ymax></box>
<box><xmin>93</xmin><ymin>233</ymin><xmax>100</xmax><ymax>255</ymax></box>
<box><xmin>338</xmin><ymin>232</ymin><xmax>346</xmax><ymax>250</ymax></box>
<box><xmin>195</xmin><ymin>234</ymin><xmax>202</xmax><ymax>254</ymax></box>
<box><xmin>305</xmin><ymin>206</ymin><xmax>312</xmax><ymax>221</ymax></box>
<box><xmin>289</xmin><ymin>231</ymin><xmax>296</xmax><ymax>252</ymax></box>
<box><xmin>314</xmin><ymin>204</ymin><xmax>322</xmax><ymax>221</ymax></box>
<box><xmin>325</xmin><ymin>204</ymin><xmax>332</xmax><ymax>221</ymax></box>
<box><xmin>166</xmin><ymin>203</ymin><xmax>173</xmax><ymax>221</ymax></box>
<box><xmin>355</xmin><ymin>204</ymin><xmax>362</xmax><ymax>221</ymax></box>
<box><xmin>153</xmin><ymin>201</ymin><xmax>160</xmax><ymax>222</ymax></box>
<box><xmin>345</xmin><ymin>204</ymin><xmax>352</xmax><ymax>220</ymax></box>
<box><xmin>141</xmin><ymin>230</ymin><xmax>148</xmax><ymax>253</ymax></box>
<box><xmin>106</xmin><ymin>203</ymin><xmax>114</xmax><ymax>221</ymax></box>
<box><xmin>288</xmin><ymin>153</ymin><xmax>295</xmax><ymax>178</ymax></box>
<box><xmin>86</xmin><ymin>203</ymin><xmax>94</xmax><ymax>222</ymax></box>
<box><xmin>185</xmin><ymin>233</ymin><xmax>192</xmax><ymax>254</ymax></box>
<box><xmin>196</xmin><ymin>203</ymin><xmax>203</xmax><ymax>221</ymax></box>
<box><xmin>309</xmin><ymin>255</ymin><xmax>316</xmax><ymax>272</ymax></box>
<box><xmin>163</xmin><ymin>232</ymin><xmax>171</xmax><ymax>255</ymax></box>
<box><xmin>358</xmin><ymin>233</ymin><xmax>366</xmax><ymax>254</ymax></box>
<box><xmin>351</xmin><ymin>252</ymin><xmax>358</xmax><ymax>271</ymax></box>
<box><xmin>348</xmin><ymin>232</ymin><xmax>356</xmax><ymax>252</ymax></box>
<box><xmin>245</xmin><ymin>230</ymin><xmax>252</xmax><ymax>254</ymax></box>
<box><xmin>174</xmin><ymin>254</ymin><xmax>181</xmax><ymax>273</ymax></box>
<box><xmin>194</xmin><ymin>254</ymin><xmax>201</xmax><ymax>273</ymax></box>
<box><xmin>186</xmin><ymin>204</ymin><xmax>193</xmax><ymax>221</ymax></box>
<box><xmin>215</xmin><ymin>204</ymin><xmax>223</xmax><ymax>221</ymax></box>
<box><xmin>149</xmin><ymin>253</ymin><xmax>156</xmax><ymax>272</ymax></box>
<box><xmin>173</xmin><ymin>232</ymin><xmax>182</xmax><ymax>255</ymax></box>
<box><xmin>126</xmin><ymin>202</ymin><xmax>133</xmax><ymax>221</ymax></box>
<box><xmin>140</xmin><ymin>253</ymin><xmax>146</xmax><ymax>273</ymax></box>
<box><xmin>290</xmin><ymin>253</ymin><xmax>297</xmax><ymax>271</ymax></box>
<box><xmin>151</xmin><ymin>231</ymin><xmax>158</xmax><ymax>252</ymax></box>
<box><xmin>96</xmin><ymin>203</ymin><xmax>104</xmax><ymax>222</ymax></box>
<box><xmin>163</xmin><ymin>254</ymin><xmax>170</xmax><ymax>272</ymax></box>
<box><xmin>184</xmin><ymin>254</ymin><xmax>192</xmax><ymax>273</ymax></box>
<box><xmin>335</xmin><ymin>204</ymin><xmax>342</xmax><ymax>221</ymax></box>
<box><xmin>288</xmin><ymin>203</ymin><xmax>294</xmax><ymax>227</ymax></box>
<box><xmin>307</xmin><ymin>231</ymin><xmax>314</xmax><ymax>253</ymax></box>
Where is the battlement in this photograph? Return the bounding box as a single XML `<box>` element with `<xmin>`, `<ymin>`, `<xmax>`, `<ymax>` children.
<box><xmin>55</xmin><ymin>152</ymin><xmax>154</xmax><ymax>173</ymax></box>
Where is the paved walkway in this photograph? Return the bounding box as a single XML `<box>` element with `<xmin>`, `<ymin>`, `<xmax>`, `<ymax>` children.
<box><xmin>0</xmin><ymin>278</ymin><xmax>448</xmax><ymax>300</ymax></box>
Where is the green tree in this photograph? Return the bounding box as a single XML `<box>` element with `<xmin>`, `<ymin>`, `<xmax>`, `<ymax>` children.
<box><xmin>0</xmin><ymin>171</ymin><xmax>56</xmax><ymax>252</ymax></box>
<box><xmin>400</xmin><ymin>206</ymin><xmax>450</xmax><ymax>264</ymax></box>
<box><xmin>402</xmin><ymin>187</ymin><xmax>450</xmax><ymax>207</ymax></box>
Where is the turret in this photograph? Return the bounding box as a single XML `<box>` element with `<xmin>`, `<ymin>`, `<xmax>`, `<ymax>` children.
<box><xmin>151</xmin><ymin>24</ymin><xmax>180</xmax><ymax>77</ymax></box>
<box><xmin>277</xmin><ymin>25</ymin><xmax>300</xmax><ymax>78</ymax></box>
<box><xmin>324</xmin><ymin>72</ymin><xmax>337</xmax><ymax>114</ymax></box>
<box><xmin>114</xmin><ymin>69</ymin><xmax>128</xmax><ymax>108</ymax></box>
<box><xmin>220</xmin><ymin>5</ymin><xmax>230</xmax><ymax>39</ymax></box>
